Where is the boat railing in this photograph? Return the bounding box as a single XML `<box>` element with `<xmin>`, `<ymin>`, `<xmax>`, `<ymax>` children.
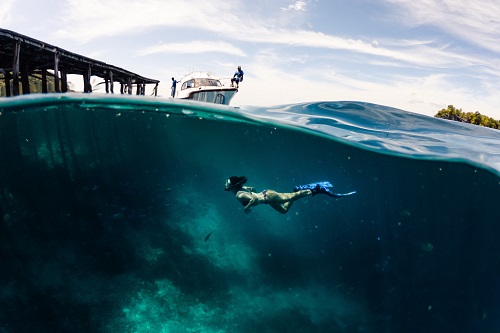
<box><xmin>219</xmin><ymin>77</ymin><xmax>234</xmax><ymax>87</ymax></box>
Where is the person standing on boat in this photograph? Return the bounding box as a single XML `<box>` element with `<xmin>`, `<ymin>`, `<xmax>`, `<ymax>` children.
<box><xmin>171</xmin><ymin>77</ymin><xmax>178</xmax><ymax>98</ymax></box>
<box><xmin>230</xmin><ymin>66</ymin><xmax>244</xmax><ymax>88</ymax></box>
<box><xmin>224</xmin><ymin>176</ymin><xmax>355</xmax><ymax>214</ymax></box>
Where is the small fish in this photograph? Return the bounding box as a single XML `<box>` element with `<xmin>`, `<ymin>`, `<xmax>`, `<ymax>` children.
<box><xmin>204</xmin><ymin>231</ymin><xmax>214</xmax><ymax>242</ymax></box>
<box><xmin>419</xmin><ymin>242</ymin><xmax>434</xmax><ymax>252</ymax></box>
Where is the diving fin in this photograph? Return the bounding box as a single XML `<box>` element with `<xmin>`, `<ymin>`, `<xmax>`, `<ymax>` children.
<box><xmin>293</xmin><ymin>181</ymin><xmax>356</xmax><ymax>197</ymax></box>
<box><xmin>293</xmin><ymin>181</ymin><xmax>332</xmax><ymax>193</ymax></box>
<box><xmin>327</xmin><ymin>190</ymin><xmax>356</xmax><ymax>197</ymax></box>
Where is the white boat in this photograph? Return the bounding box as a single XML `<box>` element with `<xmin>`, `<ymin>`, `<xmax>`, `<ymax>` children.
<box><xmin>174</xmin><ymin>71</ymin><xmax>238</xmax><ymax>105</ymax></box>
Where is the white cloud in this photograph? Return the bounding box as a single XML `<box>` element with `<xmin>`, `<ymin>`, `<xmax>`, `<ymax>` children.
<box><xmin>385</xmin><ymin>0</ymin><xmax>500</xmax><ymax>53</ymax></box>
<box><xmin>0</xmin><ymin>0</ymin><xmax>15</xmax><ymax>27</ymax></box>
<box><xmin>138</xmin><ymin>41</ymin><xmax>246</xmax><ymax>57</ymax></box>
<box><xmin>49</xmin><ymin>0</ymin><xmax>490</xmax><ymax>71</ymax></box>
<box><xmin>282</xmin><ymin>0</ymin><xmax>308</xmax><ymax>11</ymax></box>
<box><xmin>225</xmin><ymin>27</ymin><xmax>488</xmax><ymax>69</ymax></box>
<box><xmin>53</xmin><ymin>0</ymin><xmax>240</xmax><ymax>43</ymax></box>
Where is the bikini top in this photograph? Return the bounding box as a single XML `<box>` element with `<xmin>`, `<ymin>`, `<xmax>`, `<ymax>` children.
<box><xmin>237</xmin><ymin>188</ymin><xmax>252</xmax><ymax>206</ymax></box>
<box><xmin>238</xmin><ymin>189</ymin><xmax>268</xmax><ymax>206</ymax></box>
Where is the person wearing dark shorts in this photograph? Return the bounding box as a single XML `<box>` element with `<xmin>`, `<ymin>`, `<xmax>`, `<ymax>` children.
<box><xmin>230</xmin><ymin>66</ymin><xmax>244</xmax><ymax>88</ymax></box>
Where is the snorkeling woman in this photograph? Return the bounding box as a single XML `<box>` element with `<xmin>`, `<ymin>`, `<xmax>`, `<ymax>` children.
<box><xmin>224</xmin><ymin>176</ymin><xmax>355</xmax><ymax>214</ymax></box>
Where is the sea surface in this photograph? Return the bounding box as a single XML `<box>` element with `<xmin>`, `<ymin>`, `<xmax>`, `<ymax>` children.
<box><xmin>0</xmin><ymin>94</ymin><xmax>499</xmax><ymax>333</ymax></box>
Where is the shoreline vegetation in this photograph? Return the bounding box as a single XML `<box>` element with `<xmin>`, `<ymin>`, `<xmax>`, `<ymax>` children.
<box><xmin>0</xmin><ymin>75</ymin><xmax>68</xmax><ymax>96</ymax></box>
<box><xmin>434</xmin><ymin>105</ymin><xmax>500</xmax><ymax>130</ymax></box>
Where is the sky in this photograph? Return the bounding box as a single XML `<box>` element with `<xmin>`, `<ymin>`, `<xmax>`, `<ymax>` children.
<box><xmin>1</xmin><ymin>0</ymin><xmax>500</xmax><ymax>118</ymax></box>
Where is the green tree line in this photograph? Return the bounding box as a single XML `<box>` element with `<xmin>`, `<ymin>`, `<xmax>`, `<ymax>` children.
<box><xmin>435</xmin><ymin>105</ymin><xmax>500</xmax><ymax>130</ymax></box>
<box><xmin>0</xmin><ymin>74</ymin><xmax>63</xmax><ymax>96</ymax></box>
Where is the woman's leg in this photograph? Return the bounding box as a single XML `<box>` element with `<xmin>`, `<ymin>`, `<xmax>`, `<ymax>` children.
<box><xmin>266</xmin><ymin>190</ymin><xmax>311</xmax><ymax>214</ymax></box>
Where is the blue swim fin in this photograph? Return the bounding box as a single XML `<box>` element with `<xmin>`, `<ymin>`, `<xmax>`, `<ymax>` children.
<box><xmin>293</xmin><ymin>181</ymin><xmax>356</xmax><ymax>198</ymax></box>
<box><xmin>293</xmin><ymin>181</ymin><xmax>332</xmax><ymax>192</ymax></box>
<box><xmin>327</xmin><ymin>190</ymin><xmax>357</xmax><ymax>197</ymax></box>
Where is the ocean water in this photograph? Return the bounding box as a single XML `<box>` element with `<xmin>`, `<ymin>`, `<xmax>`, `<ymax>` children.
<box><xmin>0</xmin><ymin>94</ymin><xmax>499</xmax><ymax>333</ymax></box>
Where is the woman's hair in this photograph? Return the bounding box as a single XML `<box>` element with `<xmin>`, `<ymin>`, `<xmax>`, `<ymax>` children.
<box><xmin>225</xmin><ymin>176</ymin><xmax>247</xmax><ymax>190</ymax></box>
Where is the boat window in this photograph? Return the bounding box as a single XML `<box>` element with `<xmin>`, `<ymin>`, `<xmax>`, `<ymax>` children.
<box><xmin>181</xmin><ymin>79</ymin><xmax>195</xmax><ymax>90</ymax></box>
<box><xmin>194</xmin><ymin>78</ymin><xmax>221</xmax><ymax>88</ymax></box>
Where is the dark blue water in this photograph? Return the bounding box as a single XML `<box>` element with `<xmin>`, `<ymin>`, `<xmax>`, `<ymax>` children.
<box><xmin>1</xmin><ymin>94</ymin><xmax>499</xmax><ymax>332</ymax></box>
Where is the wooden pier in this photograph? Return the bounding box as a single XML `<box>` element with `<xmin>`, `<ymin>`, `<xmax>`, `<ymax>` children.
<box><xmin>0</xmin><ymin>29</ymin><xmax>160</xmax><ymax>97</ymax></box>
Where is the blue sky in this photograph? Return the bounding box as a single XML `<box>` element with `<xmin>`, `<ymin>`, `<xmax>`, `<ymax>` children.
<box><xmin>1</xmin><ymin>0</ymin><xmax>499</xmax><ymax>117</ymax></box>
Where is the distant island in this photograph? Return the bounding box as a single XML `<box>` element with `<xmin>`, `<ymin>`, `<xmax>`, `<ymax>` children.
<box><xmin>435</xmin><ymin>105</ymin><xmax>500</xmax><ymax>130</ymax></box>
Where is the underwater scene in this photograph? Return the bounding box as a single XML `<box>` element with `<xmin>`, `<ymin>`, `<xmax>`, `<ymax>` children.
<box><xmin>0</xmin><ymin>94</ymin><xmax>499</xmax><ymax>333</ymax></box>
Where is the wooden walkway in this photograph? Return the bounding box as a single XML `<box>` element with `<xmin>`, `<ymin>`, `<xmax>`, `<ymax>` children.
<box><xmin>0</xmin><ymin>28</ymin><xmax>160</xmax><ymax>96</ymax></box>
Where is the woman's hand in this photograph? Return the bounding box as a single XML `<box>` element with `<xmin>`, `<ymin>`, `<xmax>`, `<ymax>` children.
<box><xmin>244</xmin><ymin>198</ymin><xmax>256</xmax><ymax>213</ymax></box>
